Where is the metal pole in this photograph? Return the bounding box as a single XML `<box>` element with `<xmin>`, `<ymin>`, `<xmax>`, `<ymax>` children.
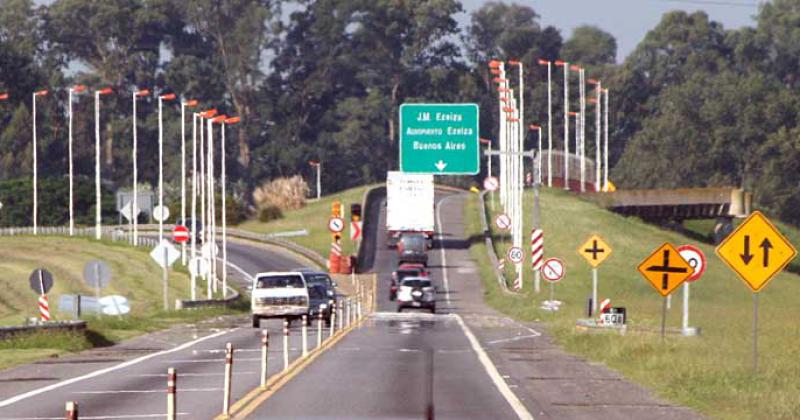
<box><xmin>208</xmin><ymin>119</ymin><xmax>217</xmax><ymax>291</ymax></box>
<box><xmin>753</xmin><ymin>292</ymin><xmax>759</xmax><ymax>373</ymax></box>
<box><xmin>682</xmin><ymin>282</ymin><xmax>690</xmax><ymax>332</ymax></box>
<box><xmin>592</xmin><ymin>268</ymin><xmax>598</xmax><ymax>314</ymax></box>
<box><xmin>32</xmin><ymin>93</ymin><xmax>38</xmax><ymax>235</ymax></box>
<box><xmin>163</xmin><ymin>246</ymin><xmax>169</xmax><ymax>311</ymax></box>
<box><xmin>316</xmin><ymin>162</ymin><xmax>321</xmax><ymax>200</ymax></box>
<box><xmin>199</xmin><ymin>116</ymin><xmax>209</xmax><ymax>299</ymax></box>
<box><xmin>260</xmin><ymin>330</ymin><xmax>269</xmax><ymax>388</ymax></box>
<box><xmin>603</xmin><ymin>88</ymin><xmax>610</xmax><ymax>190</ymax></box>
<box><xmin>223</xmin><ymin>342</ymin><xmax>233</xmax><ymax>415</ymax></box>
<box><xmin>221</xmin><ymin>123</ymin><xmax>228</xmax><ymax>298</ymax></box>
<box><xmin>547</xmin><ymin>61</ymin><xmax>553</xmax><ymax>187</ymax></box>
<box><xmin>579</xmin><ymin>68</ymin><xmax>586</xmax><ymax>193</ymax></box>
<box><xmin>190</xmin><ymin>114</ymin><xmax>197</xmax><ymax>301</ymax></box>
<box><xmin>132</xmin><ymin>92</ymin><xmax>137</xmax><ymax>245</ymax></box>
<box><xmin>595</xmin><ymin>83</ymin><xmax>602</xmax><ymax>192</ymax></box>
<box><xmin>563</xmin><ymin>63</ymin><xmax>570</xmax><ymax>190</ymax></box>
<box><xmin>283</xmin><ymin>320</ymin><xmax>289</xmax><ymax>370</ymax></box>
<box><xmin>68</xmin><ymin>89</ymin><xmax>75</xmax><ymax>236</ymax></box>
<box><xmin>95</xmin><ymin>91</ymin><xmax>102</xmax><ymax>239</ymax></box>
<box><xmin>158</xmin><ymin>96</ymin><xmax>164</xmax><ymax>243</ymax></box>
<box><xmin>661</xmin><ymin>296</ymin><xmax>667</xmax><ymax>340</ymax></box>
<box><xmin>181</xmin><ymin>103</ymin><xmax>187</xmax><ymax>265</ymax></box>
<box><xmin>167</xmin><ymin>367</ymin><xmax>177</xmax><ymax>420</ymax></box>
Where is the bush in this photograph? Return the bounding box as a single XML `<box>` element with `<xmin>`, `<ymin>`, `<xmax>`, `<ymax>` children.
<box><xmin>258</xmin><ymin>205</ymin><xmax>283</xmax><ymax>222</ymax></box>
<box><xmin>252</xmin><ymin>176</ymin><xmax>309</xmax><ymax>211</ymax></box>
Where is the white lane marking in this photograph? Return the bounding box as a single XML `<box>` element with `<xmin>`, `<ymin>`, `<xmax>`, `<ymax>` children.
<box><xmin>73</xmin><ymin>388</ymin><xmax>220</xmax><ymax>394</ymax></box>
<box><xmin>488</xmin><ymin>334</ymin><xmax>541</xmax><ymax>345</ymax></box>
<box><xmin>453</xmin><ymin>314</ymin><xmax>534</xmax><ymax>420</ymax></box>
<box><xmin>435</xmin><ymin>194</ymin><xmax>458</xmax><ymax>307</ymax></box>
<box><xmin>434</xmin><ymin>193</ymin><xmax>533</xmax><ymax>420</ymax></box>
<box><xmin>215</xmin><ymin>256</ymin><xmax>254</xmax><ymax>283</ymax></box>
<box><xmin>0</xmin><ymin>329</ymin><xmax>235</xmax><ymax>408</ymax></box>
<box><xmin>1</xmin><ymin>413</ymin><xmax>190</xmax><ymax>420</ymax></box>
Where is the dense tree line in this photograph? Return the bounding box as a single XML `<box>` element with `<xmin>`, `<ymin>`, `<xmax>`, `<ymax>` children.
<box><xmin>0</xmin><ymin>0</ymin><xmax>798</xmax><ymax>226</ymax></box>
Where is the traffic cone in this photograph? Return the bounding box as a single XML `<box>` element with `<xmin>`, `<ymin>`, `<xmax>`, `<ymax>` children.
<box><xmin>328</xmin><ymin>241</ymin><xmax>342</xmax><ymax>274</ymax></box>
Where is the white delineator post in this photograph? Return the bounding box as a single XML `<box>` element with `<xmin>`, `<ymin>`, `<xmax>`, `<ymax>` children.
<box><xmin>530</xmin><ymin>229</ymin><xmax>543</xmax><ymax>293</ymax></box>
<box><xmin>330</xmin><ymin>302</ymin><xmax>336</xmax><ymax>337</ymax></box>
<box><xmin>283</xmin><ymin>320</ymin><xmax>290</xmax><ymax>370</ymax></box>
<box><xmin>222</xmin><ymin>343</ymin><xmax>233</xmax><ymax>416</ymax></box>
<box><xmin>555</xmin><ymin>60</ymin><xmax>569</xmax><ymax>190</ymax></box>
<box><xmin>65</xmin><ymin>401</ymin><xmax>78</xmax><ymax>420</ymax></box>
<box><xmin>260</xmin><ymin>330</ymin><xmax>269</xmax><ymax>389</ymax></box>
<box><xmin>93</xmin><ymin>88</ymin><xmax>112</xmax><ymax>239</ymax></box>
<box><xmin>167</xmin><ymin>367</ymin><xmax>177</xmax><ymax>420</ymax></box>
<box><xmin>317</xmin><ymin>310</ymin><xmax>323</xmax><ymax>347</ymax></box>
<box><xmin>302</xmin><ymin>315</ymin><xmax>308</xmax><ymax>356</ymax></box>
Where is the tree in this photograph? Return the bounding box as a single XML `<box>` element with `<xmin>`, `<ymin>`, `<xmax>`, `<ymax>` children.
<box><xmin>561</xmin><ymin>25</ymin><xmax>617</xmax><ymax>66</ymax></box>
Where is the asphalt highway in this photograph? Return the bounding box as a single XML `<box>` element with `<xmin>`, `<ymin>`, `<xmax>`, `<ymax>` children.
<box><xmin>0</xmin><ymin>239</ymin><xmax>319</xmax><ymax>419</ymax></box>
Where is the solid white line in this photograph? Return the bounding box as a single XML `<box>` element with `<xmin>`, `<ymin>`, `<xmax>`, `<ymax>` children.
<box><xmin>454</xmin><ymin>314</ymin><xmax>534</xmax><ymax>420</ymax></box>
<box><xmin>215</xmin><ymin>256</ymin><xmax>254</xmax><ymax>282</ymax></box>
<box><xmin>1</xmin><ymin>413</ymin><xmax>190</xmax><ymax>420</ymax></box>
<box><xmin>487</xmin><ymin>334</ymin><xmax>541</xmax><ymax>345</ymax></box>
<box><xmin>0</xmin><ymin>329</ymin><xmax>235</xmax><ymax>408</ymax></box>
<box><xmin>435</xmin><ymin>195</ymin><xmax>457</xmax><ymax>307</ymax></box>
<box><xmin>74</xmin><ymin>388</ymin><xmax>220</xmax><ymax>394</ymax></box>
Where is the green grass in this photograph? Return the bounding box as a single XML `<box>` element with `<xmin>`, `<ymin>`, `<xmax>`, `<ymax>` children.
<box><xmin>465</xmin><ymin>189</ymin><xmax>800</xmax><ymax>420</ymax></box>
<box><xmin>237</xmin><ymin>185</ymin><xmax>376</xmax><ymax>258</ymax></box>
<box><xmin>0</xmin><ymin>235</ymin><xmax>242</xmax><ymax>370</ymax></box>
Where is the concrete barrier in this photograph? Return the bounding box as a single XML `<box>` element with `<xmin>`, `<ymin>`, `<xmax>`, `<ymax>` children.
<box><xmin>0</xmin><ymin>320</ymin><xmax>86</xmax><ymax>340</ymax></box>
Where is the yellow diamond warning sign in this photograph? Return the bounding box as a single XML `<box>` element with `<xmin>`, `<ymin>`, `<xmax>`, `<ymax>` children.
<box><xmin>637</xmin><ymin>243</ymin><xmax>693</xmax><ymax>297</ymax></box>
<box><xmin>716</xmin><ymin>211</ymin><xmax>796</xmax><ymax>293</ymax></box>
<box><xmin>578</xmin><ymin>234</ymin><xmax>612</xmax><ymax>268</ymax></box>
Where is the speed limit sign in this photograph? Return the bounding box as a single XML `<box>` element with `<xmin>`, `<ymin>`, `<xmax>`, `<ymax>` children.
<box><xmin>507</xmin><ymin>247</ymin><xmax>524</xmax><ymax>264</ymax></box>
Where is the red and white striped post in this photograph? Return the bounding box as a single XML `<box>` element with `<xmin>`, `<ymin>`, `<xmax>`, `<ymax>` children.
<box><xmin>167</xmin><ymin>367</ymin><xmax>177</xmax><ymax>420</ymax></box>
<box><xmin>38</xmin><ymin>294</ymin><xmax>50</xmax><ymax>321</ymax></box>
<box><xmin>301</xmin><ymin>315</ymin><xmax>308</xmax><ymax>357</ymax></box>
<box><xmin>260</xmin><ymin>330</ymin><xmax>269</xmax><ymax>389</ymax></box>
<box><xmin>530</xmin><ymin>229</ymin><xmax>544</xmax><ymax>293</ymax></box>
<box><xmin>222</xmin><ymin>343</ymin><xmax>233</xmax><ymax>416</ymax></box>
<box><xmin>283</xmin><ymin>320</ymin><xmax>289</xmax><ymax>370</ymax></box>
<box><xmin>65</xmin><ymin>401</ymin><xmax>78</xmax><ymax>420</ymax></box>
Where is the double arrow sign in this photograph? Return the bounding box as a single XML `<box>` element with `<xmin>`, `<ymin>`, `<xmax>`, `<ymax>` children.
<box><xmin>740</xmin><ymin>235</ymin><xmax>772</xmax><ymax>267</ymax></box>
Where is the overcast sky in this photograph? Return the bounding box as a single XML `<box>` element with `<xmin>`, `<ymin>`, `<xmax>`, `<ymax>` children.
<box><xmin>458</xmin><ymin>0</ymin><xmax>761</xmax><ymax>61</ymax></box>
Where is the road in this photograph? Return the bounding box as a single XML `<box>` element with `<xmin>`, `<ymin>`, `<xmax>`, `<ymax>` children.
<box><xmin>0</xmin><ymin>239</ymin><xmax>319</xmax><ymax>419</ymax></box>
<box><xmin>243</xmin><ymin>190</ymin><xmax>701</xmax><ymax>420</ymax></box>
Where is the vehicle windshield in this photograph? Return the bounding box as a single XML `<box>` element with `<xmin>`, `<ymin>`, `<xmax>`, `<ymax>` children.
<box><xmin>305</xmin><ymin>273</ymin><xmax>332</xmax><ymax>288</ymax></box>
<box><xmin>401</xmin><ymin>234</ymin><xmax>425</xmax><ymax>250</ymax></box>
<box><xmin>401</xmin><ymin>279</ymin><xmax>431</xmax><ymax>288</ymax></box>
<box><xmin>256</xmin><ymin>275</ymin><xmax>305</xmax><ymax>289</ymax></box>
<box><xmin>396</xmin><ymin>269</ymin><xmax>421</xmax><ymax>280</ymax></box>
<box><xmin>308</xmin><ymin>284</ymin><xmax>327</xmax><ymax>299</ymax></box>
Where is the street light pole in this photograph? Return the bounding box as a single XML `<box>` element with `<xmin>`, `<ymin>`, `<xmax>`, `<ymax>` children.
<box><xmin>132</xmin><ymin>89</ymin><xmax>150</xmax><ymax>245</ymax></box>
<box><xmin>180</xmin><ymin>99</ymin><xmax>198</xmax><ymax>264</ymax></box>
<box><xmin>158</xmin><ymin>93</ymin><xmax>176</xmax><ymax>242</ymax></box>
<box><xmin>603</xmin><ymin>88</ymin><xmax>610</xmax><ymax>190</ymax></box>
<box><xmin>529</xmin><ymin>125</ymin><xmax>542</xmax><ymax>184</ymax></box>
<box><xmin>32</xmin><ymin>90</ymin><xmax>48</xmax><ymax>235</ymax></box>
<box><xmin>538</xmin><ymin>59</ymin><xmax>553</xmax><ymax>187</ymax></box>
<box><xmin>94</xmin><ymin>88</ymin><xmax>112</xmax><ymax>240</ymax></box>
<box><xmin>571</xmin><ymin>65</ymin><xmax>586</xmax><ymax>193</ymax></box>
<box><xmin>68</xmin><ymin>85</ymin><xmax>85</xmax><ymax>236</ymax></box>
<box><xmin>554</xmin><ymin>61</ymin><xmax>569</xmax><ymax>190</ymax></box>
<box><xmin>588</xmin><ymin>79</ymin><xmax>602</xmax><ymax>192</ymax></box>
<box><xmin>221</xmin><ymin>116</ymin><xmax>240</xmax><ymax>299</ymax></box>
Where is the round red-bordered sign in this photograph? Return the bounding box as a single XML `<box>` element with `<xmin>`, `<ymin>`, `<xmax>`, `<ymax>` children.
<box><xmin>495</xmin><ymin>214</ymin><xmax>511</xmax><ymax>231</ymax></box>
<box><xmin>483</xmin><ymin>176</ymin><xmax>499</xmax><ymax>192</ymax></box>
<box><xmin>541</xmin><ymin>257</ymin><xmax>565</xmax><ymax>282</ymax></box>
<box><xmin>173</xmin><ymin>225</ymin><xmax>190</xmax><ymax>243</ymax></box>
<box><xmin>677</xmin><ymin>245</ymin><xmax>706</xmax><ymax>282</ymax></box>
<box><xmin>328</xmin><ymin>217</ymin><xmax>345</xmax><ymax>233</ymax></box>
<box><xmin>507</xmin><ymin>246</ymin><xmax>524</xmax><ymax>264</ymax></box>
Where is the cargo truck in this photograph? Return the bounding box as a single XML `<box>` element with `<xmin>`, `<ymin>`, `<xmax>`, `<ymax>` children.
<box><xmin>385</xmin><ymin>171</ymin><xmax>435</xmax><ymax>248</ymax></box>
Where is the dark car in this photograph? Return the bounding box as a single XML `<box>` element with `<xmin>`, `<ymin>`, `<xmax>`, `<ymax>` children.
<box><xmin>389</xmin><ymin>264</ymin><xmax>429</xmax><ymax>301</ymax></box>
<box><xmin>293</xmin><ymin>269</ymin><xmax>338</xmax><ymax>321</ymax></box>
<box><xmin>397</xmin><ymin>233</ymin><xmax>428</xmax><ymax>266</ymax></box>
<box><xmin>307</xmin><ymin>284</ymin><xmax>333</xmax><ymax>325</ymax></box>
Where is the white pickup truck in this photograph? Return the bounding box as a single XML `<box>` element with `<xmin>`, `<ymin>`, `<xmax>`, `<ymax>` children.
<box><xmin>251</xmin><ymin>272</ymin><xmax>310</xmax><ymax>328</ymax></box>
<box><xmin>386</xmin><ymin>171</ymin><xmax>435</xmax><ymax>248</ymax></box>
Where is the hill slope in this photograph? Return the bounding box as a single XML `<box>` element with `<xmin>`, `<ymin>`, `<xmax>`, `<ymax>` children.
<box><xmin>466</xmin><ymin>188</ymin><xmax>800</xmax><ymax>420</ymax></box>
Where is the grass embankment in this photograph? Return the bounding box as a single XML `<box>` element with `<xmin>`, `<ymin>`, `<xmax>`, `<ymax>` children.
<box><xmin>237</xmin><ymin>185</ymin><xmax>376</xmax><ymax>258</ymax></box>
<box><xmin>465</xmin><ymin>189</ymin><xmax>800</xmax><ymax>420</ymax></box>
<box><xmin>0</xmin><ymin>236</ymin><xmax>241</xmax><ymax>370</ymax></box>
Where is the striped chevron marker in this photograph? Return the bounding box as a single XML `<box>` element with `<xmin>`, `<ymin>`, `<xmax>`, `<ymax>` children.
<box><xmin>530</xmin><ymin>229</ymin><xmax>544</xmax><ymax>271</ymax></box>
<box><xmin>331</xmin><ymin>240</ymin><xmax>342</xmax><ymax>257</ymax></box>
<box><xmin>38</xmin><ymin>295</ymin><xmax>50</xmax><ymax>321</ymax></box>
<box><xmin>513</xmin><ymin>276</ymin><xmax>522</xmax><ymax>290</ymax></box>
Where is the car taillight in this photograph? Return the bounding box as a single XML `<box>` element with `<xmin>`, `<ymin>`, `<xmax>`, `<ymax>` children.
<box><xmin>391</xmin><ymin>286</ymin><xmax>398</xmax><ymax>291</ymax></box>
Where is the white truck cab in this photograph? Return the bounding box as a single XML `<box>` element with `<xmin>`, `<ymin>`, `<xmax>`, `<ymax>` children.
<box><xmin>251</xmin><ymin>271</ymin><xmax>310</xmax><ymax>328</ymax></box>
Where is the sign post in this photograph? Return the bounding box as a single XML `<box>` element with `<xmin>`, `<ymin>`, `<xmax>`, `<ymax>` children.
<box><xmin>29</xmin><ymin>268</ymin><xmax>54</xmax><ymax>321</ymax></box>
<box><xmin>150</xmin><ymin>240</ymin><xmax>181</xmax><ymax>310</ymax></box>
<box><xmin>578</xmin><ymin>234</ymin><xmax>612</xmax><ymax>315</ymax></box>
<box><xmin>399</xmin><ymin>103</ymin><xmax>479</xmax><ymax>174</ymax></box>
<box><xmin>637</xmin><ymin>243</ymin><xmax>693</xmax><ymax>339</ymax></box>
<box><xmin>715</xmin><ymin>211</ymin><xmax>797</xmax><ymax>372</ymax></box>
<box><xmin>676</xmin><ymin>245</ymin><xmax>706</xmax><ymax>336</ymax></box>
<box><xmin>541</xmin><ymin>258</ymin><xmax>565</xmax><ymax>312</ymax></box>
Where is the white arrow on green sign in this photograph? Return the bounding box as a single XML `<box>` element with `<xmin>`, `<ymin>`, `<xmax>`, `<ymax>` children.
<box><xmin>399</xmin><ymin>103</ymin><xmax>480</xmax><ymax>175</ymax></box>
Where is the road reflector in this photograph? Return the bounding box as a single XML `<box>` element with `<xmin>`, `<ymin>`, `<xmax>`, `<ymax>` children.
<box><xmin>637</xmin><ymin>243</ymin><xmax>692</xmax><ymax>297</ymax></box>
<box><xmin>715</xmin><ymin>211</ymin><xmax>796</xmax><ymax>292</ymax></box>
<box><xmin>578</xmin><ymin>234</ymin><xmax>612</xmax><ymax>267</ymax></box>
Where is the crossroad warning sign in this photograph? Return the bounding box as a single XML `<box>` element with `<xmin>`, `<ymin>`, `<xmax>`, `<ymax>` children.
<box><xmin>578</xmin><ymin>234</ymin><xmax>612</xmax><ymax>267</ymax></box>
<box><xmin>716</xmin><ymin>211</ymin><xmax>797</xmax><ymax>292</ymax></box>
<box><xmin>637</xmin><ymin>243</ymin><xmax>693</xmax><ymax>297</ymax></box>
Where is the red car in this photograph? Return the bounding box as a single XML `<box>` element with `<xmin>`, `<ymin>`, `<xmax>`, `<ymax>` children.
<box><xmin>389</xmin><ymin>263</ymin><xmax>429</xmax><ymax>301</ymax></box>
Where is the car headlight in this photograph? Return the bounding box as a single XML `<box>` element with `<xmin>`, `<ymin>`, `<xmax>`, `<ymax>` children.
<box><xmin>319</xmin><ymin>303</ymin><xmax>328</xmax><ymax>310</ymax></box>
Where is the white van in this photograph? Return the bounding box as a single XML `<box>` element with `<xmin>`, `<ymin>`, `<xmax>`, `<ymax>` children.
<box><xmin>251</xmin><ymin>272</ymin><xmax>310</xmax><ymax>328</ymax></box>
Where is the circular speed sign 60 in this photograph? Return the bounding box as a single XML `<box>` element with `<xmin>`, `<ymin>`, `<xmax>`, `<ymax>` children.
<box><xmin>541</xmin><ymin>258</ymin><xmax>565</xmax><ymax>282</ymax></box>
<box><xmin>507</xmin><ymin>246</ymin><xmax>524</xmax><ymax>264</ymax></box>
<box><xmin>677</xmin><ymin>245</ymin><xmax>706</xmax><ymax>282</ymax></box>
<box><xmin>328</xmin><ymin>217</ymin><xmax>345</xmax><ymax>233</ymax></box>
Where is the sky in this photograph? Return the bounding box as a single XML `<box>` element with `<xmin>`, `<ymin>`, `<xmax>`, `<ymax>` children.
<box><xmin>457</xmin><ymin>0</ymin><xmax>761</xmax><ymax>61</ymax></box>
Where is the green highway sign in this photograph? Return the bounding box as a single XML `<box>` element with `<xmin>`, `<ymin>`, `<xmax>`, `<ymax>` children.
<box><xmin>399</xmin><ymin>103</ymin><xmax>479</xmax><ymax>174</ymax></box>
